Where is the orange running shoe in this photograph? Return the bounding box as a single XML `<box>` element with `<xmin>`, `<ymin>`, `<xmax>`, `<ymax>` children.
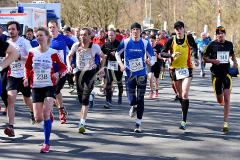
<box><xmin>59</xmin><ymin>107</ymin><xmax>67</xmax><ymax>124</ymax></box>
<box><xmin>218</xmin><ymin>99</ymin><xmax>225</xmax><ymax>106</ymax></box>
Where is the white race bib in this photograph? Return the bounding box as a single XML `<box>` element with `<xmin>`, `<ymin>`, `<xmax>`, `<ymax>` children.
<box><xmin>11</xmin><ymin>60</ymin><xmax>24</xmax><ymax>73</ymax></box>
<box><xmin>129</xmin><ymin>58</ymin><xmax>144</xmax><ymax>72</ymax></box>
<box><xmin>33</xmin><ymin>61</ymin><xmax>52</xmax><ymax>85</ymax></box>
<box><xmin>217</xmin><ymin>51</ymin><xmax>229</xmax><ymax>64</ymax></box>
<box><xmin>107</xmin><ymin>60</ymin><xmax>118</xmax><ymax>71</ymax></box>
<box><xmin>78</xmin><ymin>53</ymin><xmax>91</xmax><ymax>70</ymax></box>
<box><xmin>175</xmin><ymin>68</ymin><xmax>189</xmax><ymax>80</ymax></box>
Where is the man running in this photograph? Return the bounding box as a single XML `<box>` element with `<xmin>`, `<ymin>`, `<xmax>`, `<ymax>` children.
<box><xmin>196</xmin><ymin>32</ymin><xmax>210</xmax><ymax>77</ymax></box>
<box><xmin>4</xmin><ymin>21</ymin><xmax>34</xmax><ymax>137</ymax></box>
<box><xmin>0</xmin><ymin>40</ymin><xmax>18</xmax><ymax>111</ymax></box>
<box><xmin>161</xmin><ymin>21</ymin><xmax>199</xmax><ymax>130</ymax></box>
<box><xmin>115</xmin><ymin>22</ymin><xmax>155</xmax><ymax>133</ymax></box>
<box><xmin>148</xmin><ymin>35</ymin><xmax>163</xmax><ymax>98</ymax></box>
<box><xmin>67</xmin><ymin>27</ymin><xmax>105</xmax><ymax>133</ymax></box>
<box><xmin>101</xmin><ymin>29</ymin><xmax>123</xmax><ymax>108</ymax></box>
<box><xmin>203</xmin><ymin>26</ymin><xmax>238</xmax><ymax>133</ymax></box>
<box><xmin>48</xmin><ymin>20</ymin><xmax>74</xmax><ymax>124</ymax></box>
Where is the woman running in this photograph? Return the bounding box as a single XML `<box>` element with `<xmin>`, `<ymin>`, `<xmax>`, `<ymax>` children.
<box><xmin>24</xmin><ymin>27</ymin><xmax>67</xmax><ymax>153</ymax></box>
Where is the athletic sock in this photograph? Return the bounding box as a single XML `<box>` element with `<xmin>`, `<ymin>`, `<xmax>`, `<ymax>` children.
<box><xmin>181</xmin><ymin>99</ymin><xmax>189</xmax><ymax>122</ymax></box>
<box><xmin>43</xmin><ymin>119</ymin><xmax>52</xmax><ymax>145</ymax></box>
<box><xmin>80</xmin><ymin>119</ymin><xmax>86</xmax><ymax>125</ymax></box>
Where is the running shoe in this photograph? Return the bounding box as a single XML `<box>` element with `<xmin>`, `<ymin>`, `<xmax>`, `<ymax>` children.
<box><xmin>104</xmin><ymin>101</ymin><xmax>112</xmax><ymax>109</ymax></box>
<box><xmin>129</xmin><ymin>105</ymin><xmax>137</xmax><ymax>118</ymax></box>
<box><xmin>59</xmin><ymin>107</ymin><xmax>67</xmax><ymax>124</ymax></box>
<box><xmin>218</xmin><ymin>99</ymin><xmax>225</xmax><ymax>106</ymax></box>
<box><xmin>160</xmin><ymin>73</ymin><xmax>164</xmax><ymax>80</ymax></box>
<box><xmin>174</xmin><ymin>95</ymin><xmax>179</xmax><ymax>101</ymax></box>
<box><xmin>78</xmin><ymin>124</ymin><xmax>86</xmax><ymax>134</ymax></box>
<box><xmin>179</xmin><ymin>121</ymin><xmax>187</xmax><ymax>130</ymax></box>
<box><xmin>4</xmin><ymin>126</ymin><xmax>15</xmax><ymax>137</ymax></box>
<box><xmin>155</xmin><ymin>90</ymin><xmax>159</xmax><ymax>97</ymax></box>
<box><xmin>134</xmin><ymin>123</ymin><xmax>142</xmax><ymax>133</ymax></box>
<box><xmin>40</xmin><ymin>144</ymin><xmax>50</xmax><ymax>153</ymax></box>
<box><xmin>68</xmin><ymin>86</ymin><xmax>75</xmax><ymax>93</ymax></box>
<box><xmin>149</xmin><ymin>91</ymin><xmax>154</xmax><ymax>99</ymax></box>
<box><xmin>222</xmin><ymin>122</ymin><xmax>229</xmax><ymax>133</ymax></box>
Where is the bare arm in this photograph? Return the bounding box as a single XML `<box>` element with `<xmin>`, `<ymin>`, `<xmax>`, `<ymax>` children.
<box><xmin>231</xmin><ymin>53</ymin><xmax>238</xmax><ymax>68</ymax></box>
<box><xmin>0</xmin><ymin>44</ymin><xmax>18</xmax><ymax>70</ymax></box>
<box><xmin>99</xmin><ymin>52</ymin><xmax>106</xmax><ymax>68</ymax></box>
<box><xmin>66</xmin><ymin>53</ymin><xmax>73</xmax><ymax>68</ymax></box>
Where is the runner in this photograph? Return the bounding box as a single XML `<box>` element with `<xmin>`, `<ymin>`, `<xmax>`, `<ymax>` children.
<box><xmin>148</xmin><ymin>35</ymin><xmax>163</xmax><ymax>98</ymax></box>
<box><xmin>0</xmin><ymin>24</ymin><xmax>8</xmax><ymax>41</ymax></box>
<box><xmin>63</xmin><ymin>26</ymin><xmax>78</xmax><ymax>93</ymax></box>
<box><xmin>101</xmin><ymin>29</ymin><xmax>123</xmax><ymax>108</ymax></box>
<box><xmin>24</xmin><ymin>27</ymin><xmax>67</xmax><ymax>153</ymax></box>
<box><xmin>203</xmin><ymin>26</ymin><xmax>238</xmax><ymax>133</ymax></box>
<box><xmin>25</xmin><ymin>28</ymin><xmax>39</xmax><ymax>47</ymax></box>
<box><xmin>115</xmin><ymin>22</ymin><xmax>155</xmax><ymax>133</ymax></box>
<box><xmin>158</xmin><ymin>30</ymin><xmax>169</xmax><ymax>80</ymax></box>
<box><xmin>161</xmin><ymin>21</ymin><xmax>199</xmax><ymax>130</ymax></box>
<box><xmin>0</xmin><ymin>40</ymin><xmax>18</xmax><ymax>115</ymax></box>
<box><xmin>67</xmin><ymin>27</ymin><xmax>105</xmax><ymax>133</ymax></box>
<box><xmin>196</xmin><ymin>32</ymin><xmax>210</xmax><ymax>77</ymax></box>
<box><xmin>48</xmin><ymin>20</ymin><xmax>74</xmax><ymax>124</ymax></box>
<box><xmin>4</xmin><ymin>21</ymin><xmax>35</xmax><ymax>137</ymax></box>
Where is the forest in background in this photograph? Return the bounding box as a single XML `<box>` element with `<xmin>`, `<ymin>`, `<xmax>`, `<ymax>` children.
<box><xmin>1</xmin><ymin>0</ymin><xmax>240</xmax><ymax>55</ymax></box>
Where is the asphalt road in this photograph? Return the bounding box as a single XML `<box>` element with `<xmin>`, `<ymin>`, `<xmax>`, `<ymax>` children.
<box><xmin>0</xmin><ymin>67</ymin><xmax>239</xmax><ymax>160</ymax></box>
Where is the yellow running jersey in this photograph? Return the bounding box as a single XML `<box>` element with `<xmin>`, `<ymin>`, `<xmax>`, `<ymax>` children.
<box><xmin>170</xmin><ymin>35</ymin><xmax>192</xmax><ymax>69</ymax></box>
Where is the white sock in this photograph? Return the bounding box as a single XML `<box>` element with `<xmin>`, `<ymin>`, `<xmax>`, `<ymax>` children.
<box><xmin>136</xmin><ymin>119</ymin><xmax>142</xmax><ymax>125</ymax></box>
<box><xmin>80</xmin><ymin>119</ymin><xmax>86</xmax><ymax>125</ymax></box>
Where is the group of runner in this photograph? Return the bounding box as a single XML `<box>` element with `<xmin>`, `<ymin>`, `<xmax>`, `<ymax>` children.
<box><xmin>0</xmin><ymin>20</ymin><xmax>238</xmax><ymax>153</ymax></box>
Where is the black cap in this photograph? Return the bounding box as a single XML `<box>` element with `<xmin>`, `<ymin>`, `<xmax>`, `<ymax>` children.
<box><xmin>131</xmin><ymin>22</ymin><xmax>141</xmax><ymax>30</ymax></box>
<box><xmin>174</xmin><ymin>21</ymin><xmax>184</xmax><ymax>29</ymax></box>
<box><xmin>216</xmin><ymin>26</ymin><xmax>226</xmax><ymax>34</ymax></box>
<box><xmin>63</xmin><ymin>26</ymin><xmax>71</xmax><ymax>32</ymax></box>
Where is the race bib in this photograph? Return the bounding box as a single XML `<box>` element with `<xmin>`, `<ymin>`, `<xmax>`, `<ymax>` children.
<box><xmin>107</xmin><ymin>60</ymin><xmax>118</xmax><ymax>71</ymax></box>
<box><xmin>78</xmin><ymin>53</ymin><xmax>91</xmax><ymax>70</ymax></box>
<box><xmin>217</xmin><ymin>51</ymin><xmax>229</xmax><ymax>64</ymax></box>
<box><xmin>11</xmin><ymin>60</ymin><xmax>24</xmax><ymax>72</ymax></box>
<box><xmin>129</xmin><ymin>58</ymin><xmax>144</xmax><ymax>72</ymax></box>
<box><xmin>33</xmin><ymin>61</ymin><xmax>51</xmax><ymax>84</ymax></box>
<box><xmin>175</xmin><ymin>68</ymin><xmax>189</xmax><ymax>80</ymax></box>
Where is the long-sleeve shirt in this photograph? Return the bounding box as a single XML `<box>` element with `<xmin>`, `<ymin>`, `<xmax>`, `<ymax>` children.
<box><xmin>115</xmin><ymin>37</ymin><xmax>155</xmax><ymax>77</ymax></box>
<box><xmin>50</xmin><ymin>34</ymin><xmax>74</xmax><ymax>64</ymax></box>
<box><xmin>25</xmin><ymin>47</ymin><xmax>67</xmax><ymax>88</ymax></box>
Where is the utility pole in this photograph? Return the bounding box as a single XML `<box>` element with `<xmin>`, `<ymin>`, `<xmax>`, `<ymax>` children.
<box><xmin>150</xmin><ymin>0</ymin><xmax>152</xmax><ymax>21</ymax></box>
<box><xmin>217</xmin><ymin>0</ymin><xmax>222</xmax><ymax>26</ymax></box>
<box><xmin>145</xmin><ymin>0</ymin><xmax>148</xmax><ymax>18</ymax></box>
